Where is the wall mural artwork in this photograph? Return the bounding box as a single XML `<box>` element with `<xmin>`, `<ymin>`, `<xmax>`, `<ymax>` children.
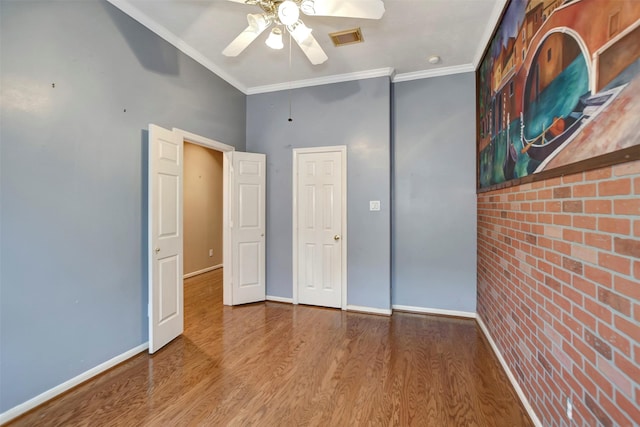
<box><xmin>477</xmin><ymin>0</ymin><xmax>640</xmax><ymax>190</ymax></box>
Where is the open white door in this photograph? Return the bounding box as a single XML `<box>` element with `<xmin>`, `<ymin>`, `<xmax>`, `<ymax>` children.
<box><xmin>148</xmin><ymin>124</ymin><xmax>183</xmax><ymax>353</ymax></box>
<box><xmin>228</xmin><ymin>151</ymin><xmax>266</xmax><ymax>305</ymax></box>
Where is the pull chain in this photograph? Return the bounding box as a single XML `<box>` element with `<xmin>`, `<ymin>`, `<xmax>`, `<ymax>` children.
<box><xmin>288</xmin><ymin>31</ymin><xmax>293</xmax><ymax>122</ymax></box>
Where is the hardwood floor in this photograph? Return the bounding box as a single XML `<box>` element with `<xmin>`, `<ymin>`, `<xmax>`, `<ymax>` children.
<box><xmin>7</xmin><ymin>269</ymin><xmax>533</xmax><ymax>426</ymax></box>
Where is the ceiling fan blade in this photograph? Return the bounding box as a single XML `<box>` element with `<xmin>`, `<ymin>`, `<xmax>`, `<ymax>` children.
<box><xmin>289</xmin><ymin>27</ymin><xmax>328</xmax><ymax>65</ymax></box>
<box><xmin>222</xmin><ymin>25</ymin><xmax>267</xmax><ymax>57</ymax></box>
<box><xmin>225</xmin><ymin>0</ymin><xmax>257</xmax><ymax>4</ymax></box>
<box><xmin>300</xmin><ymin>0</ymin><xmax>385</xmax><ymax>19</ymax></box>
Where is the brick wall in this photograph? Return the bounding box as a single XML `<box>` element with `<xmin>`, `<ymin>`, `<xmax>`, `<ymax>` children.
<box><xmin>477</xmin><ymin>161</ymin><xmax>640</xmax><ymax>426</ymax></box>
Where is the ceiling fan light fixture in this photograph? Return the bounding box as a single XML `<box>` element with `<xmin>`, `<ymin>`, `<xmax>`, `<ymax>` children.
<box><xmin>278</xmin><ymin>0</ymin><xmax>299</xmax><ymax>26</ymax></box>
<box><xmin>300</xmin><ymin>0</ymin><xmax>315</xmax><ymax>15</ymax></box>
<box><xmin>247</xmin><ymin>13</ymin><xmax>270</xmax><ymax>32</ymax></box>
<box><xmin>265</xmin><ymin>27</ymin><xmax>284</xmax><ymax>50</ymax></box>
<box><xmin>288</xmin><ymin>20</ymin><xmax>312</xmax><ymax>42</ymax></box>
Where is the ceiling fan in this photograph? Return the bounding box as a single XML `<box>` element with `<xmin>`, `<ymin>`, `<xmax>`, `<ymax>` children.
<box><xmin>222</xmin><ymin>0</ymin><xmax>385</xmax><ymax>65</ymax></box>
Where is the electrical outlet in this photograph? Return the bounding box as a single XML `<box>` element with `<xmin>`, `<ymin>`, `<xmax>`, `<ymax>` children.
<box><xmin>566</xmin><ymin>397</ymin><xmax>573</xmax><ymax>420</ymax></box>
<box><xmin>209</xmin><ymin>249</ymin><xmax>213</xmax><ymax>257</ymax></box>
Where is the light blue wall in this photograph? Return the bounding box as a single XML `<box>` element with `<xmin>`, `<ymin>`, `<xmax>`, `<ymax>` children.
<box><xmin>246</xmin><ymin>77</ymin><xmax>391</xmax><ymax>310</ymax></box>
<box><xmin>0</xmin><ymin>0</ymin><xmax>245</xmax><ymax>411</ymax></box>
<box><xmin>392</xmin><ymin>74</ymin><xmax>477</xmax><ymax>312</ymax></box>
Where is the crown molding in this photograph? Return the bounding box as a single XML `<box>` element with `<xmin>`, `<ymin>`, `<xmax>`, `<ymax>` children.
<box><xmin>392</xmin><ymin>64</ymin><xmax>476</xmax><ymax>83</ymax></box>
<box><xmin>246</xmin><ymin>67</ymin><xmax>394</xmax><ymax>95</ymax></box>
<box><xmin>472</xmin><ymin>0</ymin><xmax>509</xmax><ymax>68</ymax></box>
<box><xmin>106</xmin><ymin>0</ymin><xmax>248</xmax><ymax>94</ymax></box>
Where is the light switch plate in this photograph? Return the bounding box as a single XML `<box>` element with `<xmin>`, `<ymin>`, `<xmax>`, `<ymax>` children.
<box><xmin>369</xmin><ymin>200</ymin><xmax>381</xmax><ymax>211</ymax></box>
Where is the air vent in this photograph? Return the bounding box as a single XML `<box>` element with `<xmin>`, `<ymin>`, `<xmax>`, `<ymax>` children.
<box><xmin>329</xmin><ymin>28</ymin><xmax>364</xmax><ymax>47</ymax></box>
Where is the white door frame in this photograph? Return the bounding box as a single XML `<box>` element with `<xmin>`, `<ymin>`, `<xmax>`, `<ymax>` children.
<box><xmin>171</xmin><ymin>128</ymin><xmax>235</xmax><ymax>305</ymax></box>
<box><xmin>292</xmin><ymin>146</ymin><xmax>347</xmax><ymax>310</ymax></box>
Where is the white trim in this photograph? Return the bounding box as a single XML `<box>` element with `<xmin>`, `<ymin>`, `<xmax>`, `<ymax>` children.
<box><xmin>392</xmin><ymin>64</ymin><xmax>476</xmax><ymax>83</ymax></box>
<box><xmin>183</xmin><ymin>264</ymin><xmax>223</xmax><ymax>279</ymax></box>
<box><xmin>0</xmin><ymin>343</ymin><xmax>148</xmax><ymax>425</ymax></box>
<box><xmin>476</xmin><ymin>316</ymin><xmax>543</xmax><ymax>427</ymax></box>
<box><xmin>266</xmin><ymin>295</ymin><xmax>294</xmax><ymax>304</ymax></box>
<box><xmin>472</xmin><ymin>0</ymin><xmax>510</xmax><ymax>68</ymax></box>
<box><xmin>292</xmin><ymin>146</ymin><xmax>348</xmax><ymax>311</ymax></box>
<box><xmin>392</xmin><ymin>305</ymin><xmax>476</xmax><ymax>319</ymax></box>
<box><xmin>173</xmin><ymin>128</ymin><xmax>235</xmax><ymax>153</ymax></box>
<box><xmin>222</xmin><ymin>152</ymin><xmax>232</xmax><ymax>306</ymax></box>
<box><xmin>247</xmin><ymin>68</ymin><xmax>393</xmax><ymax>95</ymax></box>
<box><xmin>346</xmin><ymin>305</ymin><xmax>392</xmax><ymax>316</ymax></box>
<box><xmin>106</xmin><ymin>0</ymin><xmax>247</xmax><ymax>94</ymax></box>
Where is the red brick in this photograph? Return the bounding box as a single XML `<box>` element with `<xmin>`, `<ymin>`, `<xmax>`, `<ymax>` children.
<box><xmin>563</xmin><ymin>229</ymin><xmax>583</xmax><ymax>243</ymax></box>
<box><xmin>573</xmin><ymin>276</ymin><xmax>597</xmax><ymax>298</ymax></box>
<box><xmin>585</xmin><ymin>232</ymin><xmax>612</xmax><ymax>251</ymax></box>
<box><xmin>613</xmin><ymin>160</ymin><xmax>640</xmax><ymax>176</ymax></box>
<box><xmin>584</xmin><ymin>329</ymin><xmax>613</xmax><ymax>359</ymax></box>
<box><xmin>635</xmin><ymin>220</ymin><xmax>640</xmax><ymax>237</ymax></box>
<box><xmin>598</xmin><ymin>321</ymin><xmax>631</xmax><ymax>356</ymax></box>
<box><xmin>572</xmin><ymin>245</ymin><xmax>598</xmax><ymax>264</ymax></box>
<box><xmin>573</xmin><ymin>364</ymin><xmax>597</xmax><ymax>394</ymax></box>
<box><xmin>563</xmin><ymin>173</ymin><xmax>584</xmax><ymax>183</ymax></box>
<box><xmin>585</xmin><ymin>168</ymin><xmax>612</xmax><ymax>181</ymax></box>
<box><xmin>585</xmin><ymin>200</ymin><xmax>612</xmax><ymax>214</ymax></box>
<box><xmin>599</xmin><ymin>217</ymin><xmax>631</xmax><ymax>235</ymax></box>
<box><xmin>614</xmin><ymin>237</ymin><xmax>640</xmax><ymax>258</ymax></box>
<box><xmin>614</xmin><ymin>315</ymin><xmax>640</xmax><ymax>342</ymax></box>
<box><xmin>615</xmin><ymin>390</ymin><xmax>640</xmax><ymax>425</ymax></box>
<box><xmin>546</xmin><ymin>201</ymin><xmax>562</xmax><ymax>212</ymax></box>
<box><xmin>598</xmin><ymin>288</ymin><xmax>632</xmax><ymax>316</ymax></box>
<box><xmin>553</xmin><ymin>240</ymin><xmax>571</xmax><ymax>255</ymax></box>
<box><xmin>597</xmin><ymin>355</ymin><xmax>633</xmax><ymax>397</ymax></box>
<box><xmin>635</xmin><ymin>261</ymin><xmax>640</xmax><ymax>280</ymax></box>
<box><xmin>585</xmin><ymin>297</ymin><xmax>613</xmax><ymax>323</ymax></box>
<box><xmin>538</xmin><ymin>213</ymin><xmax>553</xmax><ymax>224</ymax></box>
<box><xmin>599</xmin><ymin>179</ymin><xmax>631</xmax><ymax>196</ymax></box>
<box><xmin>554</xmin><ymin>214</ymin><xmax>572</xmax><ymax>226</ymax></box>
<box><xmin>615</xmin><ymin>352</ymin><xmax>640</xmax><ymax>387</ymax></box>
<box><xmin>614</xmin><ymin>199</ymin><xmax>640</xmax><ymax>215</ymax></box>
<box><xmin>537</xmin><ymin>188</ymin><xmax>552</xmax><ymax>200</ymax></box>
<box><xmin>614</xmin><ymin>275</ymin><xmax>640</xmax><ymax>300</ymax></box>
<box><xmin>553</xmin><ymin>186</ymin><xmax>572</xmax><ymax>198</ymax></box>
<box><xmin>599</xmin><ymin>392</ymin><xmax>633</xmax><ymax>427</ymax></box>
<box><xmin>562</xmin><ymin>257</ymin><xmax>583</xmax><ymax>274</ymax></box>
<box><xmin>585</xmin><ymin>265</ymin><xmax>612</xmax><ymax>287</ymax></box>
<box><xmin>573</xmin><ymin>215</ymin><xmax>597</xmax><ymax>230</ymax></box>
<box><xmin>563</xmin><ymin>200</ymin><xmax>583</xmax><ymax>213</ymax></box>
<box><xmin>545</xmin><ymin>177</ymin><xmax>562</xmax><ymax>187</ymax></box>
<box><xmin>586</xmin><ymin>362</ymin><xmax>615</xmax><ymax>399</ymax></box>
<box><xmin>636</xmin><ymin>177</ymin><xmax>640</xmax><ymax>194</ymax></box>
<box><xmin>598</xmin><ymin>252</ymin><xmax>631</xmax><ymax>276</ymax></box>
<box><xmin>573</xmin><ymin>333</ymin><xmax>597</xmax><ymax>364</ymax></box>
<box><xmin>573</xmin><ymin>183</ymin><xmax>596</xmax><ymax>197</ymax></box>
<box><xmin>585</xmin><ymin>393</ymin><xmax>613</xmax><ymax>427</ymax></box>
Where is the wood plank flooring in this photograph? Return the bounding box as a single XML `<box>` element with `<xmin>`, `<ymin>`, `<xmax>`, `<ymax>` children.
<box><xmin>7</xmin><ymin>269</ymin><xmax>533</xmax><ymax>426</ymax></box>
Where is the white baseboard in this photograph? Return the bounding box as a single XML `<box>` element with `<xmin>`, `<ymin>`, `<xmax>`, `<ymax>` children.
<box><xmin>183</xmin><ymin>264</ymin><xmax>222</xmax><ymax>279</ymax></box>
<box><xmin>476</xmin><ymin>316</ymin><xmax>542</xmax><ymax>427</ymax></box>
<box><xmin>346</xmin><ymin>305</ymin><xmax>392</xmax><ymax>316</ymax></box>
<box><xmin>0</xmin><ymin>342</ymin><xmax>149</xmax><ymax>425</ymax></box>
<box><xmin>392</xmin><ymin>304</ymin><xmax>476</xmax><ymax>319</ymax></box>
<box><xmin>266</xmin><ymin>295</ymin><xmax>293</xmax><ymax>304</ymax></box>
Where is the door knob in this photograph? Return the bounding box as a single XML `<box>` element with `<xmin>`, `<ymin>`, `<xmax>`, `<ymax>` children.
<box><xmin>334</xmin><ymin>235</ymin><xmax>341</xmax><ymax>241</ymax></box>
<box><xmin>155</xmin><ymin>248</ymin><xmax>160</xmax><ymax>254</ymax></box>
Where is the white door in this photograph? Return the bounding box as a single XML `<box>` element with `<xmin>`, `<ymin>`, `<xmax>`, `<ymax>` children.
<box><xmin>229</xmin><ymin>152</ymin><xmax>266</xmax><ymax>305</ymax></box>
<box><xmin>294</xmin><ymin>147</ymin><xmax>346</xmax><ymax>309</ymax></box>
<box><xmin>148</xmin><ymin>124</ymin><xmax>183</xmax><ymax>353</ymax></box>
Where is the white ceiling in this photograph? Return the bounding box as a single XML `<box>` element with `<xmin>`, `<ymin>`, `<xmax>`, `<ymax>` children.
<box><xmin>108</xmin><ymin>0</ymin><xmax>507</xmax><ymax>94</ymax></box>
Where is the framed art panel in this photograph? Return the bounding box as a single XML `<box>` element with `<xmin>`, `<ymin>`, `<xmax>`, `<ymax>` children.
<box><xmin>477</xmin><ymin>0</ymin><xmax>640</xmax><ymax>191</ymax></box>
